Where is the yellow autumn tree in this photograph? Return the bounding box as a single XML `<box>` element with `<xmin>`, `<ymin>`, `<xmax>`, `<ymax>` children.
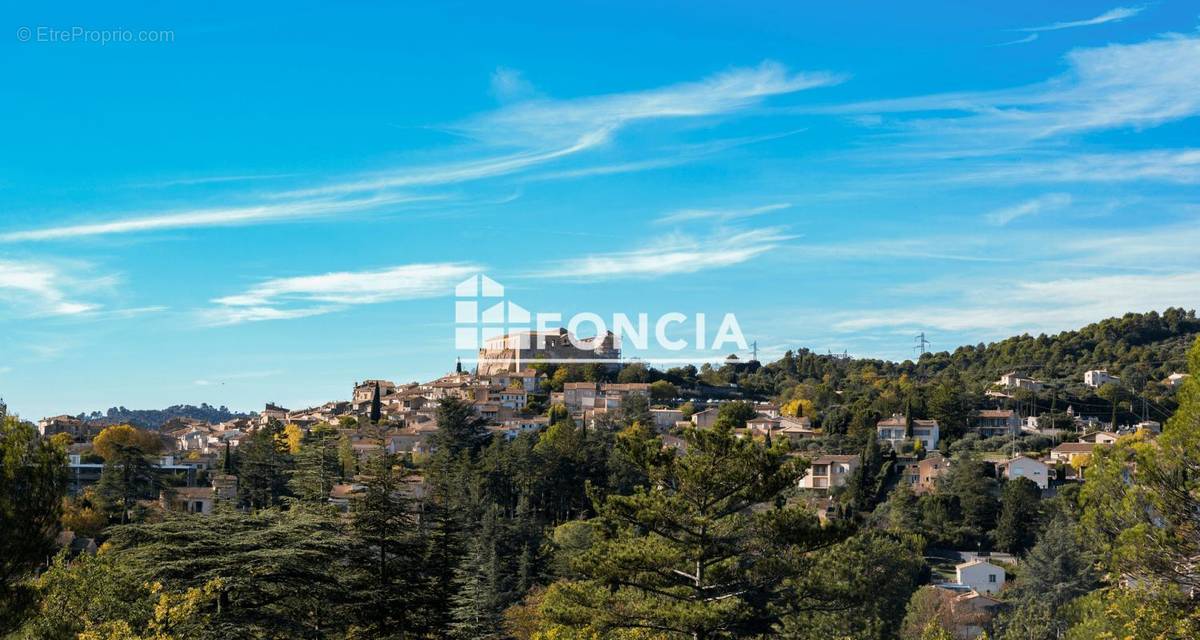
<box><xmin>282</xmin><ymin>423</ymin><xmax>304</xmax><ymax>454</ymax></box>
<box><xmin>77</xmin><ymin>579</ymin><xmax>222</xmax><ymax>640</ymax></box>
<box><xmin>92</xmin><ymin>425</ymin><xmax>162</xmax><ymax>460</ymax></box>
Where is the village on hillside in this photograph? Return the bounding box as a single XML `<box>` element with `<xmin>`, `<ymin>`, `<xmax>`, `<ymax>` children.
<box><xmin>9</xmin><ymin>310</ymin><xmax>1197</xmax><ymax>639</ymax></box>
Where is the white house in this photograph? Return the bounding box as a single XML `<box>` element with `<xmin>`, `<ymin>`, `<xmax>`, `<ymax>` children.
<box><xmin>997</xmin><ymin>455</ymin><xmax>1050</xmax><ymax>490</ymax></box>
<box><xmin>1165</xmin><ymin>372</ymin><xmax>1190</xmax><ymax>388</ymax></box>
<box><xmin>1134</xmin><ymin>420</ymin><xmax>1162</xmax><ymax>434</ymax></box>
<box><xmin>956</xmin><ymin>559</ymin><xmax>1006</xmax><ymax>595</ymax></box>
<box><xmin>1084</xmin><ymin>369</ymin><xmax>1119</xmax><ymax>388</ymax></box>
<box><xmin>496</xmin><ymin>389</ymin><xmax>527</xmax><ymax>411</ymax></box>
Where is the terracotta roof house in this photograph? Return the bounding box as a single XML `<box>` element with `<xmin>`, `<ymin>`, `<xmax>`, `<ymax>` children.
<box><xmin>1050</xmin><ymin>442</ymin><xmax>1096</xmax><ymax>465</ymax></box>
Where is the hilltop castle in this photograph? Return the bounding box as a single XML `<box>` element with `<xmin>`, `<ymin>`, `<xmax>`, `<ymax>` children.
<box><xmin>477</xmin><ymin>328</ymin><xmax>620</xmax><ymax>376</ymax></box>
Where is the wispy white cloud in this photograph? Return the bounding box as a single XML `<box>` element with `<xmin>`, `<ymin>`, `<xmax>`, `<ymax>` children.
<box><xmin>522</xmin><ymin>157</ymin><xmax>689</xmax><ymax>182</ymax></box>
<box><xmin>4</xmin><ymin>62</ymin><xmax>836</xmax><ymax>243</ymax></box>
<box><xmin>523</xmin><ymin>128</ymin><xmax>809</xmax><ymax>183</ymax></box>
<box><xmin>290</xmin><ymin>64</ymin><xmax>837</xmax><ymax>199</ymax></box>
<box><xmin>0</xmin><ymin>260</ymin><xmax>109</xmax><ymax>316</ymax></box>
<box><xmin>834</xmin><ymin>272</ymin><xmax>1200</xmax><ymax>335</ymax></box>
<box><xmin>997</xmin><ymin>33</ymin><xmax>1039</xmax><ymax>47</ymax></box>
<box><xmin>205</xmin><ymin>262</ymin><xmax>481</xmax><ymax>325</ymax></box>
<box><xmin>0</xmin><ymin>193</ymin><xmax>441</xmax><ymax>243</ymax></box>
<box><xmin>1018</xmin><ymin>6</ymin><xmax>1144</xmax><ymax>33</ymax></box>
<box><xmin>1059</xmin><ymin>219</ymin><xmax>1200</xmax><ymax>267</ymax></box>
<box><xmin>656</xmin><ymin>203</ymin><xmax>792</xmax><ymax>225</ymax></box>
<box><xmin>826</xmin><ymin>215</ymin><xmax>1200</xmax><ymax>338</ymax></box>
<box><xmin>538</xmin><ymin>227</ymin><xmax>792</xmax><ymax>280</ymax></box>
<box><xmin>984</xmin><ymin>193</ymin><xmax>1071</xmax><ymax>225</ymax></box>
<box><xmin>275</xmin><ymin>134</ymin><xmax>608</xmax><ymax>199</ymax></box>
<box><xmin>134</xmin><ymin>173</ymin><xmax>300</xmax><ymax>189</ymax></box>
<box><xmin>950</xmin><ymin>149</ymin><xmax>1200</xmax><ymax>185</ymax></box>
<box><xmin>461</xmin><ymin>61</ymin><xmax>843</xmax><ymax>149</ymax></box>
<box><xmin>490</xmin><ymin>67</ymin><xmax>537</xmax><ymax>102</ymax></box>
<box><xmin>826</xmin><ymin>33</ymin><xmax>1200</xmax><ymax>151</ymax></box>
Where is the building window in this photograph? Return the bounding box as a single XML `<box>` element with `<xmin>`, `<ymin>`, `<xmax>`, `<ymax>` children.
<box><xmin>989</xmin><ymin>574</ymin><xmax>997</xmax><ymax>583</ymax></box>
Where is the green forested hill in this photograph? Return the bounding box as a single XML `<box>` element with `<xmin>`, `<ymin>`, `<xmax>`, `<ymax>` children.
<box><xmin>709</xmin><ymin>308</ymin><xmax>1198</xmax><ymax>440</ymax></box>
<box><xmin>916</xmin><ymin>307</ymin><xmax>1199</xmax><ymax>391</ymax></box>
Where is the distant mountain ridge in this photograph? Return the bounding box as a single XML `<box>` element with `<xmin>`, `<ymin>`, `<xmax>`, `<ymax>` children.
<box><xmin>74</xmin><ymin>403</ymin><xmax>252</xmax><ymax>430</ymax></box>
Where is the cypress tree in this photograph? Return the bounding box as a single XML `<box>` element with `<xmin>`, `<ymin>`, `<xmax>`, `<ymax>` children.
<box><xmin>369</xmin><ymin>382</ymin><xmax>382</xmax><ymax>425</ymax></box>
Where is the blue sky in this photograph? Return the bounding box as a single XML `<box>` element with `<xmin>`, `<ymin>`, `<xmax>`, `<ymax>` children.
<box><xmin>2</xmin><ymin>1</ymin><xmax>1199</xmax><ymax>418</ymax></box>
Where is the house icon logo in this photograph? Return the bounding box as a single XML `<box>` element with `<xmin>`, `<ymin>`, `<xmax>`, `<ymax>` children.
<box><xmin>454</xmin><ymin>275</ymin><xmax>531</xmax><ymax>350</ymax></box>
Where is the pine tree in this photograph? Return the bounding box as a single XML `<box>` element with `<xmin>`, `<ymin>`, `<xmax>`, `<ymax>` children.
<box><xmin>417</xmin><ymin>499</ymin><xmax>466</xmax><ymax>633</ymax></box>
<box><xmin>432</xmin><ymin>397</ymin><xmax>490</xmax><ymax>457</ymax></box>
<box><xmin>941</xmin><ymin>456</ymin><xmax>999</xmax><ymax>548</ymax></box>
<box><xmin>449</xmin><ymin>508</ymin><xmax>507</xmax><ymax>639</ymax></box>
<box><xmin>237</xmin><ymin>424</ymin><xmax>291</xmax><ymax>509</ymax></box>
<box><xmin>96</xmin><ymin>442</ymin><xmax>160</xmax><ymax>525</ymax></box>
<box><xmin>993</xmin><ymin>477</ymin><xmax>1041</xmax><ymax>553</ymax></box>
<box><xmin>1</xmin><ymin>417</ymin><xmax>67</xmax><ymax>628</ymax></box>
<box><xmin>541</xmin><ymin>424</ymin><xmax>851</xmax><ymax>638</ymax></box>
<box><xmin>997</xmin><ymin>515</ymin><xmax>1097</xmax><ymax>639</ymax></box>
<box><xmin>349</xmin><ymin>453</ymin><xmax>421</xmax><ymax>638</ymax></box>
<box><xmin>337</xmin><ymin>434</ymin><xmax>355</xmax><ymax>478</ymax></box>
<box><xmin>928</xmin><ymin>377</ymin><xmax>970</xmax><ymax>442</ymax></box>
<box><xmin>289</xmin><ymin>427</ymin><xmax>341</xmax><ymax>504</ymax></box>
<box><xmin>104</xmin><ymin>506</ymin><xmax>357</xmax><ymax>637</ymax></box>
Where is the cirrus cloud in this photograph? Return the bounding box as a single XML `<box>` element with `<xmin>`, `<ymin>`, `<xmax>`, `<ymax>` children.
<box><xmin>205</xmin><ymin>262</ymin><xmax>482</xmax><ymax>325</ymax></box>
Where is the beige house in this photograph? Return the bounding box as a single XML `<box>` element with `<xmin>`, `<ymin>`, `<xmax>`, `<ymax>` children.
<box><xmin>1050</xmin><ymin>442</ymin><xmax>1095</xmax><ymax>466</ymax></box>
<box><xmin>691</xmin><ymin>407</ymin><xmax>720</xmax><ymax>429</ymax></box>
<box><xmin>552</xmin><ymin>382</ymin><xmax>649</xmax><ymax>414</ymax></box>
<box><xmin>876</xmin><ymin>414</ymin><xmax>940</xmax><ymax>451</ymax></box>
<box><xmin>916</xmin><ymin>453</ymin><xmax>948</xmax><ymax>494</ymax></box>
<box><xmin>161</xmin><ymin>487</ymin><xmax>215</xmax><ymax>515</ymax></box>
<box><xmin>995</xmin><ymin>372</ymin><xmax>1044</xmax><ymax>393</ymax></box>
<box><xmin>972</xmin><ymin>409</ymin><xmax>1020</xmax><ymax>438</ymax></box>
<box><xmin>798</xmin><ymin>454</ymin><xmax>859</xmax><ymax>491</ymax></box>
<box><xmin>650</xmin><ymin>409</ymin><xmax>684</xmax><ymax>431</ymax></box>
<box><xmin>1079</xmin><ymin>430</ymin><xmax>1119</xmax><ymax>445</ymax></box>
<box><xmin>37</xmin><ymin>415</ymin><xmax>90</xmax><ymax>440</ymax></box>
<box><xmin>778</xmin><ymin>416</ymin><xmax>817</xmax><ymax>444</ymax></box>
